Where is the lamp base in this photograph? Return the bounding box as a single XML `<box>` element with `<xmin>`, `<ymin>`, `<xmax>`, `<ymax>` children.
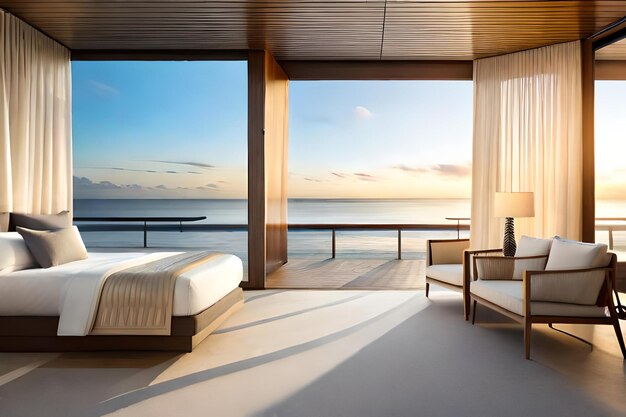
<box><xmin>503</xmin><ymin>217</ymin><xmax>516</xmax><ymax>257</ymax></box>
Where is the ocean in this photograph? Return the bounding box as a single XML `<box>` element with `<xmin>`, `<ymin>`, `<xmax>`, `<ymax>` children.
<box><xmin>74</xmin><ymin>198</ymin><xmax>626</xmax><ymax>261</ymax></box>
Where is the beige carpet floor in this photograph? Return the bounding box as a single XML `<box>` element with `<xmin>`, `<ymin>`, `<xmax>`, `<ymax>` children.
<box><xmin>0</xmin><ymin>289</ymin><xmax>625</xmax><ymax>417</ymax></box>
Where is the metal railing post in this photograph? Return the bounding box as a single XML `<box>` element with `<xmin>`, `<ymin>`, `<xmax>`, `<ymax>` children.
<box><xmin>143</xmin><ymin>221</ymin><xmax>148</xmax><ymax>248</ymax></box>
<box><xmin>332</xmin><ymin>228</ymin><xmax>336</xmax><ymax>258</ymax></box>
<box><xmin>398</xmin><ymin>229</ymin><xmax>402</xmax><ymax>260</ymax></box>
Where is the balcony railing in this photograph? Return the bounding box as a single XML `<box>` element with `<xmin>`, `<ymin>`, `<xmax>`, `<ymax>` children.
<box><xmin>73</xmin><ymin>216</ymin><xmax>625</xmax><ymax>255</ymax></box>
<box><xmin>595</xmin><ymin>218</ymin><xmax>626</xmax><ymax>250</ymax></box>
<box><xmin>73</xmin><ymin>217</ymin><xmax>469</xmax><ymax>257</ymax></box>
<box><xmin>74</xmin><ymin>216</ymin><xmax>207</xmax><ymax>248</ymax></box>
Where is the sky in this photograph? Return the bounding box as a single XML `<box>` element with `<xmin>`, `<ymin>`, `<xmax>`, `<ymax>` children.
<box><xmin>72</xmin><ymin>62</ymin><xmax>625</xmax><ymax>200</ymax></box>
<box><xmin>72</xmin><ymin>61</ymin><xmax>248</xmax><ymax>199</ymax></box>
<box><xmin>595</xmin><ymin>81</ymin><xmax>626</xmax><ymax>200</ymax></box>
<box><xmin>73</xmin><ymin>61</ymin><xmax>473</xmax><ymax>199</ymax></box>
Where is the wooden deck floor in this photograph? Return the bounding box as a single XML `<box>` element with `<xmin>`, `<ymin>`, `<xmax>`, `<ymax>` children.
<box><xmin>267</xmin><ymin>258</ymin><xmax>425</xmax><ymax>290</ymax></box>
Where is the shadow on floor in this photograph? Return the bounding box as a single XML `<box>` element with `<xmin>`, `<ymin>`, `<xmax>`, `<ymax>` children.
<box><xmin>252</xmin><ymin>296</ymin><xmax>626</xmax><ymax>417</ymax></box>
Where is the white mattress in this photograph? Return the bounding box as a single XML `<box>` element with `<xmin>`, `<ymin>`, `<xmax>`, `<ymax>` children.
<box><xmin>0</xmin><ymin>252</ymin><xmax>243</xmax><ymax>317</ymax></box>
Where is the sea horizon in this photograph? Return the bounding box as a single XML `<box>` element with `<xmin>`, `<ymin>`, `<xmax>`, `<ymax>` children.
<box><xmin>73</xmin><ymin>198</ymin><xmax>625</xmax><ymax>258</ymax></box>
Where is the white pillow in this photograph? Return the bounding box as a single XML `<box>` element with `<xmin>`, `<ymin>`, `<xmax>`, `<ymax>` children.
<box><xmin>515</xmin><ymin>235</ymin><xmax>553</xmax><ymax>257</ymax></box>
<box><xmin>0</xmin><ymin>232</ymin><xmax>38</xmax><ymax>274</ymax></box>
<box><xmin>545</xmin><ymin>237</ymin><xmax>608</xmax><ymax>271</ymax></box>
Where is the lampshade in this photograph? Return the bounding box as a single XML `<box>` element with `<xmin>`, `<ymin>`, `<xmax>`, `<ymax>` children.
<box><xmin>494</xmin><ymin>192</ymin><xmax>535</xmax><ymax>218</ymax></box>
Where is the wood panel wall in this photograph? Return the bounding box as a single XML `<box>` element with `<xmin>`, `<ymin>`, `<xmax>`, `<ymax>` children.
<box><xmin>581</xmin><ymin>40</ymin><xmax>595</xmax><ymax>243</ymax></box>
<box><xmin>264</xmin><ymin>53</ymin><xmax>289</xmax><ymax>275</ymax></box>
<box><xmin>595</xmin><ymin>60</ymin><xmax>626</xmax><ymax>80</ymax></box>
<box><xmin>247</xmin><ymin>50</ymin><xmax>289</xmax><ymax>289</ymax></box>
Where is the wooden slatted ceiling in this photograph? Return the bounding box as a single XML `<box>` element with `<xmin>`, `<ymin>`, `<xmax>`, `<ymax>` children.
<box><xmin>1</xmin><ymin>1</ymin><xmax>626</xmax><ymax>60</ymax></box>
<box><xmin>597</xmin><ymin>38</ymin><xmax>626</xmax><ymax>60</ymax></box>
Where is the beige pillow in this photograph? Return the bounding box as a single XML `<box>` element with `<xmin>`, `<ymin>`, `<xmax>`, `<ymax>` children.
<box><xmin>0</xmin><ymin>212</ymin><xmax>8</xmax><ymax>232</ymax></box>
<box><xmin>515</xmin><ymin>235</ymin><xmax>552</xmax><ymax>257</ymax></box>
<box><xmin>17</xmin><ymin>226</ymin><xmax>88</xmax><ymax>268</ymax></box>
<box><xmin>9</xmin><ymin>211</ymin><xmax>71</xmax><ymax>232</ymax></box>
<box><xmin>545</xmin><ymin>237</ymin><xmax>608</xmax><ymax>270</ymax></box>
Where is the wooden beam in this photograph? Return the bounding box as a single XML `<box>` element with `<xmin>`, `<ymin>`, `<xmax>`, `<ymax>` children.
<box><xmin>589</xmin><ymin>17</ymin><xmax>626</xmax><ymax>51</ymax></box>
<box><xmin>595</xmin><ymin>60</ymin><xmax>626</xmax><ymax>80</ymax></box>
<box><xmin>71</xmin><ymin>49</ymin><xmax>248</xmax><ymax>61</ymax></box>
<box><xmin>279</xmin><ymin>60</ymin><xmax>473</xmax><ymax>80</ymax></box>
<box><xmin>246</xmin><ymin>50</ymin><xmax>289</xmax><ymax>289</ymax></box>
<box><xmin>581</xmin><ymin>39</ymin><xmax>595</xmax><ymax>243</ymax></box>
<box><xmin>246</xmin><ymin>50</ymin><xmax>267</xmax><ymax>289</ymax></box>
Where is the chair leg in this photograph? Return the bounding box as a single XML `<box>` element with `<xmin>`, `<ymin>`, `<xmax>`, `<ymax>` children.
<box><xmin>524</xmin><ymin>319</ymin><xmax>532</xmax><ymax>360</ymax></box>
<box><xmin>612</xmin><ymin>319</ymin><xmax>626</xmax><ymax>360</ymax></box>
<box><xmin>425</xmin><ymin>282</ymin><xmax>430</xmax><ymax>298</ymax></box>
<box><xmin>464</xmin><ymin>291</ymin><xmax>470</xmax><ymax>321</ymax></box>
<box><xmin>471</xmin><ymin>300</ymin><xmax>477</xmax><ymax>325</ymax></box>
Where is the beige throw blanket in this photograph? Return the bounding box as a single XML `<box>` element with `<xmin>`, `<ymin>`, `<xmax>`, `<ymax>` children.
<box><xmin>90</xmin><ymin>251</ymin><xmax>221</xmax><ymax>336</ymax></box>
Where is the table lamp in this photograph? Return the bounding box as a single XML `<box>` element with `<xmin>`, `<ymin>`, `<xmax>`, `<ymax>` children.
<box><xmin>494</xmin><ymin>192</ymin><xmax>535</xmax><ymax>257</ymax></box>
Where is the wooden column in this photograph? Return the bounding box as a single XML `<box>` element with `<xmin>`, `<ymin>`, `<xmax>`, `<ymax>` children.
<box><xmin>247</xmin><ymin>50</ymin><xmax>289</xmax><ymax>289</ymax></box>
<box><xmin>581</xmin><ymin>40</ymin><xmax>595</xmax><ymax>243</ymax></box>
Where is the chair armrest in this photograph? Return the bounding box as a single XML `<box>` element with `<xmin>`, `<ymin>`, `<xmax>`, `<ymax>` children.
<box><xmin>472</xmin><ymin>255</ymin><xmax>547</xmax><ymax>281</ymax></box>
<box><xmin>523</xmin><ymin>267</ymin><xmax>612</xmax><ymax>306</ymax></box>
<box><xmin>466</xmin><ymin>248</ymin><xmax>503</xmax><ymax>255</ymax></box>
<box><xmin>426</xmin><ymin>239</ymin><xmax>469</xmax><ymax>266</ymax></box>
<box><xmin>463</xmin><ymin>249</ymin><xmax>504</xmax><ymax>290</ymax></box>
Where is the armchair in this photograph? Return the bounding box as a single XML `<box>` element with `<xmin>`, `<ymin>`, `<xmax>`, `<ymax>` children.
<box><xmin>425</xmin><ymin>239</ymin><xmax>500</xmax><ymax>319</ymax></box>
<box><xmin>470</xmin><ymin>252</ymin><xmax>626</xmax><ymax>360</ymax></box>
<box><xmin>425</xmin><ymin>239</ymin><xmax>469</xmax><ymax>313</ymax></box>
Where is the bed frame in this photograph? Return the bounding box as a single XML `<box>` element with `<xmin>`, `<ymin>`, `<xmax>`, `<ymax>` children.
<box><xmin>0</xmin><ymin>287</ymin><xmax>243</xmax><ymax>352</ymax></box>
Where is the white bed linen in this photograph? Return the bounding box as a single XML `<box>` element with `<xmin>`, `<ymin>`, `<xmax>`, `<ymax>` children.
<box><xmin>0</xmin><ymin>252</ymin><xmax>243</xmax><ymax>335</ymax></box>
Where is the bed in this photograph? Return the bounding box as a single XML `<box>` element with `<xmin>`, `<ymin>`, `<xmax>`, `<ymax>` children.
<box><xmin>0</xmin><ymin>251</ymin><xmax>244</xmax><ymax>352</ymax></box>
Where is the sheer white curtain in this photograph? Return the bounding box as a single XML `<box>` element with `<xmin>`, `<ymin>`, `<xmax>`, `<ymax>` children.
<box><xmin>471</xmin><ymin>41</ymin><xmax>582</xmax><ymax>249</ymax></box>
<box><xmin>0</xmin><ymin>10</ymin><xmax>72</xmax><ymax>215</ymax></box>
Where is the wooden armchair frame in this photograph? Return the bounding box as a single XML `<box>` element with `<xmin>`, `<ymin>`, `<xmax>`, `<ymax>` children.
<box><xmin>462</xmin><ymin>248</ymin><xmax>503</xmax><ymax>321</ymax></box>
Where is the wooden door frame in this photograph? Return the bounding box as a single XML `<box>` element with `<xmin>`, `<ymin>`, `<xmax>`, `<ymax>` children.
<box><xmin>581</xmin><ymin>18</ymin><xmax>626</xmax><ymax>243</ymax></box>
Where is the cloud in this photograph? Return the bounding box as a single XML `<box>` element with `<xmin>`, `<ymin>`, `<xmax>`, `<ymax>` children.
<box><xmin>330</xmin><ymin>171</ymin><xmax>379</xmax><ymax>182</ymax></box>
<box><xmin>393</xmin><ymin>163</ymin><xmax>471</xmax><ymax>178</ymax></box>
<box><xmin>97</xmin><ymin>167</ymin><xmax>158</xmax><ymax>174</ymax></box>
<box><xmin>88</xmin><ymin>80</ymin><xmax>119</xmax><ymax>96</ymax></box>
<box><xmin>431</xmin><ymin>164</ymin><xmax>472</xmax><ymax>178</ymax></box>
<box><xmin>73</xmin><ymin>176</ymin><xmax>146</xmax><ymax>198</ymax></box>
<box><xmin>151</xmin><ymin>160</ymin><xmax>214</xmax><ymax>169</ymax></box>
<box><xmin>354</xmin><ymin>172</ymin><xmax>379</xmax><ymax>182</ymax></box>
<box><xmin>393</xmin><ymin>164</ymin><xmax>429</xmax><ymax>174</ymax></box>
<box><xmin>304</xmin><ymin>178</ymin><xmax>323</xmax><ymax>183</ymax></box>
<box><xmin>74</xmin><ymin>176</ymin><xmax>225</xmax><ymax>198</ymax></box>
<box><xmin>81</xmin><ymin>166</ymin><xmax>194</xmax><ymax>175</ymax></box>
<box><xmin>354</xmin><ymin>106</ymin><xmax>373</xmax><ymax>119</ymax></box>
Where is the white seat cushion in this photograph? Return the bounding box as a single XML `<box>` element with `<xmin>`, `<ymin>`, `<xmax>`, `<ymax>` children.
<box><xmin>470</xmin><ymin>280</ymin><xmax>607</xmax><ymax>318</ymax></box>
<box><xmin>426</xmin><ymin>264</ymin><xmax>463</xmax><ymax>286</ymax></box>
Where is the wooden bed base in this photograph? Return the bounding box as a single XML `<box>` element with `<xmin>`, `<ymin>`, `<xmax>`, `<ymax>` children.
<box><xmin>0</xmin><ymin>288</ymin><xmax>243</xmax><ymax>352</ymax></box>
